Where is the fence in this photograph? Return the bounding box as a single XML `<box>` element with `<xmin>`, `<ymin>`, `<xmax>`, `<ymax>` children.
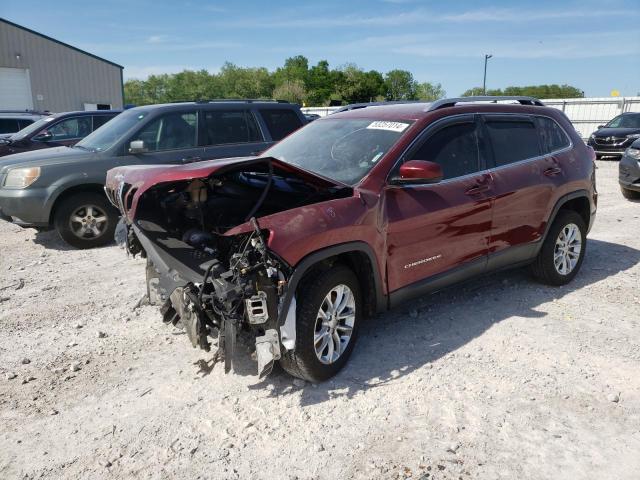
<box><xmin>302</xmin><ymin>97</ymin><xmax>640</xmax><ymax>140</ymax></box>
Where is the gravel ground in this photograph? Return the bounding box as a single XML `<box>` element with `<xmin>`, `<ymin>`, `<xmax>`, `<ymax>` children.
<box><xmin>0</xmin><ymin>160</ymin><xmax>639</xmax><ymax>480</ymax></box>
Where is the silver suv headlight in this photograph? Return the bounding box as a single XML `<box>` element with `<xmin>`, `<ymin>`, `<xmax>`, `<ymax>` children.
<box><xmin>625</xmin><ymin>147</ymin><xmax>640</xmax><ymax>160</ymax></box>
<box><xmin>4</xmin><ymin>167</ymin><xmax>41</xmax><ymax>188</ymax></box>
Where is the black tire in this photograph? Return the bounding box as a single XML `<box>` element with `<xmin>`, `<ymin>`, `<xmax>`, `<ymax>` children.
<box><xmin>53</xmin><ymin>192</ymin><xmax>119</xmax><ymax>249</ymax></box>
<box><xmin>621</xmin><ymin>186</ymin><xmax>640</xmax><ymax>200</ymax></box>
<box><xmin>530</xmin><ymin>210</ymin><xmax>587</xmax><ymax>286</ymax></box>
<box><xmin>279</xmin><ymin>265</ymin><xmax>362</xmax><ymax>383</ymax></box>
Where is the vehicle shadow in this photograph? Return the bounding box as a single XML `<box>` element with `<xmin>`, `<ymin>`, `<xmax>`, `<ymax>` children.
<box><xmin>247</xmin><ymin>239</ymin><xmax>640</xmax><ymax>405</ymax></box>
<box><xmin>32</xmin><ymin>228</ymin><xmax>116</xmax><ymax>251</ymax></box>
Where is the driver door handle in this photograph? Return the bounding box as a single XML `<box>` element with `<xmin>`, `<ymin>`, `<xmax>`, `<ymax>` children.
<box><xmin>544</xmin><ymin>167</ymin><xmax>562</xmax><ymax>177</ymax></box>
<box><xmin>465</xmin><ymin>184</ymin><xmax>490</xmax><ymax>195</ymax></box>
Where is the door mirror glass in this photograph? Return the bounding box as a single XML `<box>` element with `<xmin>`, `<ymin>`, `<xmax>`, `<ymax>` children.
<box><xmin>33</xmin><ymin>130</ymin><xmax>53</xmax><ymax>142</ymax></box>
<box><xmin>393</xmin><ymin>160</ymin><xmax>443</xmax><ymax>184</ymax></box>
<box><xmin>129</xmin><ymin>140</ymin><xmax>148</xmax><ymax>154</ymax></box>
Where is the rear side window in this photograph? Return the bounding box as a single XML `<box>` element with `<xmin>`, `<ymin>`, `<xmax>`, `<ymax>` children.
<box><xmin>0</xmin><ymin>119</ymin><xmax>19</xmax><ymax>134</ymax></box>
<box><xmin>537</xmin><ymin>117</ymin><xmax>570</xmax><ymax>153</ymax></box>
<box><xmin>409</xmin><ymin>121</ymin><xmax>480</xmax><ymax>180</ymax></box>
<box><xmin>260</xmin><ymin>109</ymin><xmax>303</xmax><ymax>141</ymax></box>
<box><xmin>485</xmin><ymin>118</ymin><xmax>540</xmax><ymax>167</ymax></box>
<box><xmin>92</xmin><ymin>115</ymin><xmax>113</xmax><ymax>131</ymax></box>
<box><xmin>202</xmin><ymin>110</ymin><xmax>261</xmax><ymax>146</ymax></box>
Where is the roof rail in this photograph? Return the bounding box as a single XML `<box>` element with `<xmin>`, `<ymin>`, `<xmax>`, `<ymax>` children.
<box><xmin>333</xmin><ymin>100</ymin><xmax>423</xmax><ymax>114</ymax></box>
<box><xmin>427</xmin><ymin>96</ymin><xmax>545</xmax><ymax>111</ymax></box>
<box><xmin>0</xmin><ymin>109</ymin><xmax>50</xmax><ymax>115</ymax></box>
<box><xmin>167</xmin><ymin>99</ymin><xmax>289</xmax><ymax>104</ymax></box>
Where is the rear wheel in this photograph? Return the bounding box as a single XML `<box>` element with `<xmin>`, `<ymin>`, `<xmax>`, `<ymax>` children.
<box><xmin>621</xmin><ymin>186</ymin><xmax>640</xmax><ymax>200</ymax></box>
<box><xmin>280</xmin><ymin>265</ymin><xmax>361</xmax><ymax>382</ymax></box>
<box><xmin>53</xmin><ymin>193</ymin><xmax>119</xmax><ymax>249</ymax></box>
<box><xmin>530</xmin><ymin>210</ymin><xmax>586</xmax><ymax>286</ymax></box>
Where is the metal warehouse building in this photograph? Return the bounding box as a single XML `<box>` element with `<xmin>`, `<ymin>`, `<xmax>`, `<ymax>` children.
<box><xmin>0</xmin><ymin>18</ymin><xmax>123</xmax><ymax>112</ymax></box>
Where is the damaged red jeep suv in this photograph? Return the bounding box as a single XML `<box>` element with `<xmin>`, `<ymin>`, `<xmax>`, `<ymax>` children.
<box><xmin>106</xmin><ymin>96</ymin><xmax>597</xmax><ymax>382</ymax></box>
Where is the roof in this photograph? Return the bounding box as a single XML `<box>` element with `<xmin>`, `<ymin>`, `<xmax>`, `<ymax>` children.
<box><xmin>0</xmin><ymin>17</ymin><xmax>123</xmax><ymax>69</ymax></box>
<box><xmin>329</xmin><ymin>97</ymin><xmax>551</xmax><ymax>121</ymax></box>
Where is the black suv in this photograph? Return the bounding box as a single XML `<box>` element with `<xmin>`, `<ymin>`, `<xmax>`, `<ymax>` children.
<box><xmin>0</xmin><ymin>111</ymin><xmax>48</xmax><ymax>137</ymax></box>
<box><xmin>0</xmin><ymin>100</ymin><xmax>306</xmax><ymax>248</ymax></box>
<box><xmin>588</xmin><ymin>112</ymin><xmax>640</xmax><ymax>159</ymax></box>
<box><xmin>0</xmin><ymin>110</ymin><xmax>121</xmax><ymax>158</ymax></box>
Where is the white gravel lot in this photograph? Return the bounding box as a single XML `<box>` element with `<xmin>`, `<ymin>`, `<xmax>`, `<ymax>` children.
<box><xmin>0</xmin><ymin>160</ymin><xmax>638</xmax><ymax>480</ymax></box>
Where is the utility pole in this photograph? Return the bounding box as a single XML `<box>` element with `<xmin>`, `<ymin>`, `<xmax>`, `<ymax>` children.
<box><xmin>483</xmin><ymin>54</ymin><xmax>493</xmax><ymax>95</ymax></box>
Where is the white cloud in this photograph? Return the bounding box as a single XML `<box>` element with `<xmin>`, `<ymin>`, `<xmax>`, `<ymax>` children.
<box><xmin>145</xmin><ymin>35</ymin><xmax>167</xmax><ymax>44</ymax></box>
<box><xmin>123</xmin><ymin>65</ymin><xmax>221</xmax><ymax>80</ymax></box>
<box><xmin>213</xmin><ymin>7</ymin><xmax>637</xmax><ymax>29</ymax></box>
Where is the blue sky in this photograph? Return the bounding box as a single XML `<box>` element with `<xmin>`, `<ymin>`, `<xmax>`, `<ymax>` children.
<box><xmin>4</xmin><ymin>0</ymin><xmax>640</xmax><ymax>96</ymax></box>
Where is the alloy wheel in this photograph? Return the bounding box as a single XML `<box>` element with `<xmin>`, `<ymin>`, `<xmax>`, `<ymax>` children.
<box><xmin>69</xmin><ymin>205</ymin><xmax>108</xmax><ymax>239</ymax></box>
<box><xmin>313</xmin><ymin>284</ymin><xmax>356</xmax><ymax>364</ymax></box>
<box><xmin>554</xmin><ymin>223</ymin><xmax>582</xmax><ymax>275</ymax></box>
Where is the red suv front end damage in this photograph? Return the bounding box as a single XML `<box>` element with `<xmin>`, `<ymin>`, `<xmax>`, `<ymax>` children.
<box><xmin>106</xmin><ymin>156</ymin><xmax>357</xmax><ymax>378</ymax></box>
<box><xmin>107</xmin><ymin>97</ymin><xmax>597</xmax><ymax>382</ymax></box>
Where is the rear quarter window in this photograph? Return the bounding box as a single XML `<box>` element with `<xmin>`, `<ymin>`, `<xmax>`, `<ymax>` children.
<box><xmin>0</xmin><ymin>119</ymin><xmax>19</xmax><ymax>134</ymax></box>
<box><xmin>260</xmin><ymin>109</ymin><xmax>303</xmax><ymax>141</ymax></box>
<box><xmin>537</xmin><ymin>116</ymin><xmax>570</xmax><ymax>153</ymax></box>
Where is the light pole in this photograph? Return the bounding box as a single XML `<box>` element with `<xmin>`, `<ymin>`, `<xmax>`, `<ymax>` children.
<box><xmin>483</xmin><ymin>54</ymin><xmax>493</xmax><ymax>95</ymax></box>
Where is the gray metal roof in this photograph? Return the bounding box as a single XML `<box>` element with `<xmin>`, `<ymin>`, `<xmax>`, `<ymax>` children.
<box><xmin>0</xmin><ymin>17</ymin><xmax>123</xmax><ymax>69</ymax></box>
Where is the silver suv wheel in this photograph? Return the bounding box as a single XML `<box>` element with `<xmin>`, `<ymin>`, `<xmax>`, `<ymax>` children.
<box><xmin>69</xmin><ymin>205</ymin><xmax>108</xmax><ymax>239</ymax></box>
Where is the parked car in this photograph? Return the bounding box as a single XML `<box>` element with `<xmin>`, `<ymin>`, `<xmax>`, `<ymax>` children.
<box><xmin>0</xmin><ymin>110</ymin><xmax>121</xmax><ymax>158</ymax></box>
<box><xmin>105</xmin><ymin>96</ymin><xmax>597</xmax><ymax>382</ymax></box>
<box><xmin>0</xmin><ymin>100</ymin><xmax>306</xmax><ymax>248</ymax></box>
<box><xmin>619</xmin><ymin>139</ymin><xmax>640</xmax><ymax>199</ymax></box>
<box><xmin>587</xmin><ymin>112</ymin><xmax>640</xmax><ymax>159</ymax></box>
<box><xmin>0</xmin><ymin>110</ymin><xmax>48</xmax><ymax>137</ymax></box>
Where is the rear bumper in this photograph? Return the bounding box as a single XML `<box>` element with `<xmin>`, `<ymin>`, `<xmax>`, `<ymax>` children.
<box><xmin>0</xmin><ymin>187</ymin><xmax>51</xmax><ymax>227</ymax></box>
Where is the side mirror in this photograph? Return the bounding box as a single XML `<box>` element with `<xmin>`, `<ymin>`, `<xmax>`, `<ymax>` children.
<box><xmin>597</xmin><ymin>125</ymin><xmax>605</xmax><ymax>129</ymax></box>
<box><xmin>33</xmin><ymin>131</ymin><xmax>53</xmax><ymax>142</ymax></box>
<box><xmin>128</xmin><ymin>140</ymin><xmax>147</xmax><ymax>154</ymax></box>
<box><xmin>391</xmin><ymin>160</ymin><xmax>443</xmax><ymax>185</ymax></box>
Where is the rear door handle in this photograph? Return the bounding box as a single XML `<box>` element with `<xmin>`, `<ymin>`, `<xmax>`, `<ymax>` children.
<box><xmin>465</xmin><ymin>184</ymin><xmax>490</xmax><ymax>195</ymax></box>
<box><xmin>544</xmin><ymin>167</ymin><xmax>562</xmax><ymax>177</ymax></box>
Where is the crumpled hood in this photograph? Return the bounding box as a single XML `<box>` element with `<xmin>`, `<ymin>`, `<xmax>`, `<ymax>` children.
<box><xmin>106</xmin><ymin>155</ymin><xmax>347</xmax><ymax>218</ymax></box>
<box><xmin>0</xmin><ymin>146</ymin><xmax>94</xmax><ymax>174</ymax></box>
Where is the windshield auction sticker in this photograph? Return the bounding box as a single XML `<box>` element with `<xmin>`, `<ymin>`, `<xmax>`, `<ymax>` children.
<box><xmin>366</xmin><ymin>121</ymin><xmax>410</xmax><ymax>132</ymax></box>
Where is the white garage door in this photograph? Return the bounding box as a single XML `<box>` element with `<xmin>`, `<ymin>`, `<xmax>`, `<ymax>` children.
<box><xmin>0</xmin><ymin>67</ymin><xmax>34</xmax><ymax>110</ymax></box>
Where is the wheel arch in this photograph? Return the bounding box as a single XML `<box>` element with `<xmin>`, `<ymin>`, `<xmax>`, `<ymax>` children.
<box><xmin>540</xmin><ymin>190</ymin><xmax>592</xmax><ymax>248</ymax></box>
<box><xmin>48</xmin><ymin>183</ymin><xmax>110</xmax><ymax>225</ymax></box>
<box><xmin>277</xmin><ymin>242</ymin><xmax>386</xmax><ymax>341</ymax></box>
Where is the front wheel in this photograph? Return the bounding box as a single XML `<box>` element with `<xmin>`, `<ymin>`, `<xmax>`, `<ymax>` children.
<box><xmin>530</xmin><ymin>210</ymin><xmax>587</xmax><ymax>286</ymax></box>
<box><xmin>621</xmin><ymin>186</ymin><xmax>640</xmax><ymax>200</ymax></box>
<box><xmin>53</xmin><ymin>192</ymin><xmax>119</xmax><ymax>249</ymax></box>
<box><xmin>280</xmin><ymin>265</ymin><xmax>361</xmax><ymax>382</ymax></box>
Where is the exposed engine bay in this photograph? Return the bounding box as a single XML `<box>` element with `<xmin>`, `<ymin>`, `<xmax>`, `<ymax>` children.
<box><xmin>117</xmin><ymin>158</ymin><xmax>351</xmax><ymax>378</ymax></box>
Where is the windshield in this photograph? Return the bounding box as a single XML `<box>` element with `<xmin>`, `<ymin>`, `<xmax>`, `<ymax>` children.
<box><xmin>75</xmin><ymin>109</ymin><xmax>148</xmax><ymax>152</ymax></box>
<box><xmin>9</xmin><ymin>117</ymin><xmax>56</xmax><ymax>141</ymax></box>
<box><xmin>605</xmin><ymin>114</ymin><xmax>640</xmax><ymax>129</ymax></box>
<box><xmin>264</xmin><ymin>118</ymin><xmax>412</xmax><ymax>185</ymax></box>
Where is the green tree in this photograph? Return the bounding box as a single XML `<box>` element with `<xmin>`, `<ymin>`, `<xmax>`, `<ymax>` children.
<box><xmin>462</xmin><ymin>84</ymin><xmax>584</xmax><ymax>99</ymax></box>
<box><xmin>384</xmin><ymin>70</ymin><xmax>417</xmax><ymax>100</ymax></box>
<box><xmin>415</xmin><ymin>82</ymin><xmax>446</xmax><ymax>101</ymax></box>
<box><xmin>272</xmin><ymin>79</ymin><xmax>307</xmax><ymax>104</ymax></box>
